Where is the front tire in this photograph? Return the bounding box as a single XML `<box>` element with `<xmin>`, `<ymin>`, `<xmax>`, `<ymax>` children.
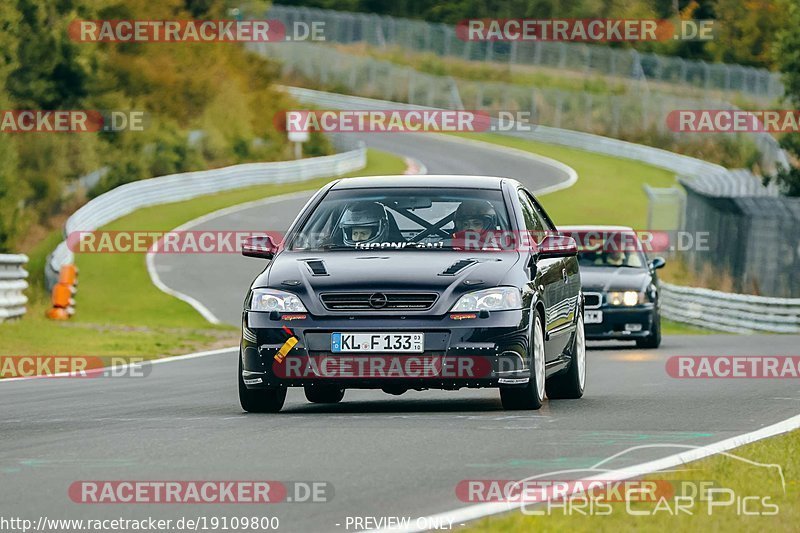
<box><xmin>636</xmin><ymin>310</ymin><xmax>662</xmax><ymax>349</ymax></box>
<box><xmin>238</xmin><ymin>354</ymin><xmax>286</xmax><ymax>413</ymax></box>
<box><xmin>546</xmin><ymin>312</ymin><xmax>586</xmax><ymax>399</ymax></box>
<box><xmin>500</xmin><ymin>312</ymin><xmax>545</xmax><ymax>410</ymax></box>
<box><xmin>304</xmin><ymin>385</ymin><xmax>345</xmax><ymax>404</ymax></box>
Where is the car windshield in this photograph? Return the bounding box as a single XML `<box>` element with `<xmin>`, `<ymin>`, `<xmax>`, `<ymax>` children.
<box><xmin>560</xmin><ymin>230</ymin><xmax>648</xmax><ymax>268</ymax></box>
<box><xmin>577</xmin><ymin>249</ymin><xmax>647</xmax><ymax>268</ymax></box>
<box><xmin>287</xmin><ymin>187</ymin><xmax>511</xmax><ymax>251</ymax></box>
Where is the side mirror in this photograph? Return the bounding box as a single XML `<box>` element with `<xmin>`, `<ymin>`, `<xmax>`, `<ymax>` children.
<box><xmin>537</xmin><ymin>235</ymin><xmax>578</xmax><ymax>258</ymax></box>
<box><xmin>242</xmin><ymin>235</ymin><xmax>280</xmax><ymax>260</ymax></box>
<box><xmin>649</xmin><ymin>257</ymin><xmax>666</xmax><ymax>270</ymax></box>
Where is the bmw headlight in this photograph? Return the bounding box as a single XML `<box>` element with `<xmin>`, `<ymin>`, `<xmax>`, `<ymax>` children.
<box><xmin>250</xmin><ymin>289</ymin><xmax>307</xmax><ymax>312</ymax></box>
<box><xmin>607</xmin><ymin>291</ymin><xmax>644</xmax><ymax>306</ymax></box>
<box><xmin>451</xmin><ymin>287</ymin><xmax>522</xmax><ymax>312</ymax></box>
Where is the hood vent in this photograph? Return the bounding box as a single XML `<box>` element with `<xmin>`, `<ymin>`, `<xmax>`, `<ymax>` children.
<box><xmin>440</xmin><ymin>259</ymin><xmax>477</xmax><ymax>276</ymax></box>
<box><xmin>304</xmin><ymin>260</ymin><xmax>329</xmax><ymax>276</ymax></box>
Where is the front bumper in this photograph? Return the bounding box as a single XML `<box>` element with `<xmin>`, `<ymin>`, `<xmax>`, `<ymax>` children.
<box><xmin>584</xmin><ymin>304</ymin><xmax>655</xmax><ymax>340</ymax></box>
<box><xmin>241</xmin><ymin>309</ymin><xmax>532</xmax><ymax>389</ymax></box>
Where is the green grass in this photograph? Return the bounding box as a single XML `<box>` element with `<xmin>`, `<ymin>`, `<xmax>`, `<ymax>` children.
<box><xmin>1</xmin><ymin>149</ymin><xmax>406</xmax><ymax>358</ymax></box>
<box><xmin>449</xmin><ymin>132</ymin><xmax>676</xmax><ymax>228</ymax></box>
<box><xmin>661</xmin><ymin>319</ymin><xmax>712</xmax><ymax>336</ymax></box>
<box><xmin>466</xmin><ymin>428</ymin><xmax>799</xmax><ymax>532</ymax></box>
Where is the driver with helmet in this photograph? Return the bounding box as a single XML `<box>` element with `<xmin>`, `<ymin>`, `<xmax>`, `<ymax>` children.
<box><xmin>338</xmin><ymin>202</ymin><xmax>390</xmax><ymax>246</ymax></box>
<box><xmin>452</xmin><ymin>200</ymin><xmax>498</xmax><ymax>235</ymax></box>
<box><xmin>451</xmin><ymin>199</ymin><xmax>499</xmax><ymax>250</ymax></box>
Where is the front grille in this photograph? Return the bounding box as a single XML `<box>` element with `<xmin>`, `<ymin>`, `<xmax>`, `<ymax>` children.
<box><xmin>320</xmin><ymin>292</ymin><xmax>438</xmax><ymax>311</ymax></box>
<box><xmin>584</xmin><ymin>292</ymin><xmax>602</xmax><ymax>309</ymax></box>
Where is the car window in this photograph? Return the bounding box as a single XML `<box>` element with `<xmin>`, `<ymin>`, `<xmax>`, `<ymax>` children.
<box><xmin>568</xmin><ymin>230</ymin><xmax>648</xmax><ymax>269</ymax></box>
<box><xmin>517</xmin><ymin>189</ymin><xmax>546</xmax><ymax>242</ymax></box>
<box><xmin>288</xmin><ymin>188</ymin><xmax>511</xmax><ymax>251</ymax></box>
<box><xmin>578</xmin><ymin>250</ymin><xmax>646</xmax><ymax>268</ymax></box>
<box><xmin>526</xmin><ymin>191</ymin><xmax>555</xmax><ymax>232</ymax></box>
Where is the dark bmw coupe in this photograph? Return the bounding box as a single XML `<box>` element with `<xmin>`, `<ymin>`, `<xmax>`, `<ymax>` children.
<box><xmin>238</xmin><ymin>175</ymin><xmax>586</xmax><ymax>412</ymax></box>
<box><xmin>559</xmin><ymin>225</ymin><xmax>665</xmax><ymax>349</ymax></box>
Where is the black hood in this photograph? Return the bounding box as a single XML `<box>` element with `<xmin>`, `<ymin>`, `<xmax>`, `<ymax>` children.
<box><xmin>252</xmin><ymin>251</ymin><xmax>521</xmax><ymax>315</ymax></box>
<box><xmin>579</xmin><ymin>266</ymin><xmax>651</xmax><ymax>292</ymax></box>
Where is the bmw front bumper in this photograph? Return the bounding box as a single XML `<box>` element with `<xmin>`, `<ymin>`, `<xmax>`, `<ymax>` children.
<box><xmin>584</xmin><ymin>304</ymin><xmax>656</xmax><ymax>340</ymax></box>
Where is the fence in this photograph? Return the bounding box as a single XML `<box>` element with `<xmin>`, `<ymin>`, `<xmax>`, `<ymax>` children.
<box><xmin>267</xmin><ymin>4</ymin><xmax>784</xmax><ymax>101</ymax></box>
<box><xmin>643</xmin><ymin>184</ymin><xmax>685</xmax><ymax>232</ymax></box>
<box><xmin>0</xmin><ymin>254</ymin><xmax>29</xmax><ymax>322</ymax></box>
<box><xmin>661</xmin><ymin>282</ymin><xmax>800</xmax><ymax>333</ymax></box>
<box><xmin>678</xmin><ymin>180</ymin><xmax>800</xmax><ymax>298</ymax></box>
<box><xmin>256</xmin><ymin>41</ymin><xmax>788</xmax><ymax>174</ymax></box>
<box><xmin>46</xmin><ymin>141</ymin><xmax>367</xmax><ymax>289</ymax></box>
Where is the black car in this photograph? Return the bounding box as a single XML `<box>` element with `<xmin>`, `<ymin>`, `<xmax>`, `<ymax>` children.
<box><xmin>238</xmin><ymin>175</ymin><xmax>586</xmax><ymax>412</ymax></box>
<box><xmin>559</xmin><ymin>225</ymin><xmax>666</xmax><ymax>349</ymax></box>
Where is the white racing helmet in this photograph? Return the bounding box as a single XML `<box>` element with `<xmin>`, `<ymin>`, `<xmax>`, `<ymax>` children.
<box><xmin>339</xmin><ymin>202</ymin><xmax>390</xmax><ymax>245</ymax></box>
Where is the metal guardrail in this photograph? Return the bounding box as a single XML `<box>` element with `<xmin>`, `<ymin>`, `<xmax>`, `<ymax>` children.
<box><xmin>284</xmin><ymin>86</ymin><xmax>729</xmax><ymax>179</ymax></box>
<box><xmin>46</xmin><ymin>142</ymin><xmax>367</xmax><ymax>288</ymax></box>
<box><xmin>0</xmin><ymin>254</ymin><xmax>29</xmax><ymax>322</ymax></box>
<box><xmin>661</xmin><ymin>282</ymin><xmax>800</xmax><ymax>334</ymax></box>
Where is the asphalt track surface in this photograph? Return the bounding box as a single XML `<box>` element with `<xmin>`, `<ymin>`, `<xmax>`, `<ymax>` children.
<box><xmin>3</xmin><ymin>133</ymin><xmax>799</xmax><ymax>532</ymax></box>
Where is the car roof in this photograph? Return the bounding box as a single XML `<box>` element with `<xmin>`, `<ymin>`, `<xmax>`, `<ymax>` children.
<box><xmin>331</xmin><ymin>175</ymin><xmax>506</xmax><ymax>190</ymax></box>
<box><xmin>558</xmin><ymin>225</ymin><xmax>636</xmax><ymax>232</ymax></box>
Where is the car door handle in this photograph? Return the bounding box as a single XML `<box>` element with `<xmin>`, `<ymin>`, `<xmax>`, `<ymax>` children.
<box><xmin>562</xmin><ymin>268</ymin><xmax>568</xmax><ymax>284</ymax></box>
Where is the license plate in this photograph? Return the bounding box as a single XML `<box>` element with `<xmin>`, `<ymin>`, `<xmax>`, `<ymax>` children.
<box><xmin>585</xmin><ymin>311</ymin><xmax>603</xmax><ymax>324</ymax></box>
<box><xmin>331</xmin><ymin>332</ymin><xmax>424</xmax><ymax>353</ymax></box>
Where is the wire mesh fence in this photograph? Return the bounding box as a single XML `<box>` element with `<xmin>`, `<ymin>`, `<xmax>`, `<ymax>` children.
<box><xmin>267</xmin><ymin>4</ymin><xmax>784</xmax><ymax>101</ymax></box>
<box><xmin>255</xmin><ymin>40</ymin><xmax>787</xmax><ymax>174</ymax></box>
<box><xmin>679</xmin><ymin>182</ymin><xmax>800</xmax><ymax>298</ymax></box>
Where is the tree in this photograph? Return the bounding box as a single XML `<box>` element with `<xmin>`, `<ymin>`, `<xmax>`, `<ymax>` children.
<box><xmin>706</xmin><ymin>0</ymin><xmax>785</xmax><ymax>69</ymax></box>
<box><xmin>7</xmin><ymin>0</ymin><xmax>97</xmax><ymax>108</ymax></box>
<box><xmin>765</xmin><ymin>0</ymin><xmax>800</xmax><ymax>196</ymax></box>
<box><xmin>0</xmin><ymin>2</ymin><xmax>21</xmax><ymax>252</ymax></box>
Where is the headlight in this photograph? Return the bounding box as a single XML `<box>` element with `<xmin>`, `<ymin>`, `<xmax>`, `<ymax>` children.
<box><xmin>451</xmin><ymin>287</ymin><xmax>522</xmax><ymax>312</ymax></box>
<box><xmin>250</xmin><ymin>289</ymin><xmax>307</xmax><ymax>312</ymax></box>
<box><xmin>607</xmin><ymin>291</ymin><xmax>644</xmax><ymax>306</ymax></box>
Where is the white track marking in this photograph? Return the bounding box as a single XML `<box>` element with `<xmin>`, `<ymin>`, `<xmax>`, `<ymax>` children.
<box><xmin>0</xmin><ymin>346</ymin><xmax>238</xmax><ymax>384</ymax></box>
<box><xmin>366</xmin><ymin>413</ymin><xmax>800</xmax><ymax>532</ymax></box>
<box><xmin>145</xmin><ymin>191</ymin><xmax>315</xmax><ymax>324</ymax></box>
